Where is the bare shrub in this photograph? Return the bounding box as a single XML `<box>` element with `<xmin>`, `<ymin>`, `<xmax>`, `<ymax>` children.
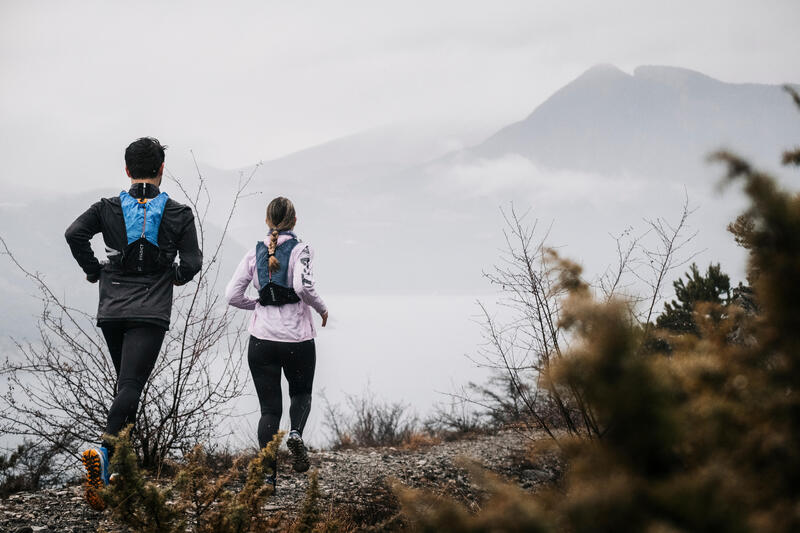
<box><xmin>634</xmin><ymin>195</ymin><xmax>699</xmax><ymax>339</ymax></box>
<box><xmin>322</xmin><ymin>389</ymin><xmax>419</xmax><ymax>449</ymax></box>
<box><xmin>464</xmin><ymin>197</ymin><xmax>697</xmax><ymax>443</ymax></box>
<box><xmin>424</xmin><ymin>395</ymin><xmax>487</xmax><ymax>440</ymax></box>
<box><xmin>0</xmin><ymin>159</ymin><xmax>259</xmax><ymax>471</ymax></box>
<box><xmin>469</xmin><ymin>206</ymin><xmax>600</xmax><ymax>441</ymax></box>
<box><xmin>0</xmin><ymin>433</ymin><xmax>74</xmax><ymax>497</ymax></box>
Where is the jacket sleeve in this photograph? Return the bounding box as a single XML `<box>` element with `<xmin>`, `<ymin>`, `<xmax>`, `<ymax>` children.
<box><xmin>64</xmin><ymin>201</ymin><xmax>103</xmax><ymax>280</ymax></box>
<box><xmin>225</xmin><ymin>249</ymin><xmax>257</xmax><ymax>310</ymax></box>
<box><xmin>173</xmin><ymin>210</ymin><xmax>203</xmax><ymax>285</ymax></box>
<box><xmin>293</xmin><ymin>244</ymin><xmax>327</xmax><ymax>315</ymax></box>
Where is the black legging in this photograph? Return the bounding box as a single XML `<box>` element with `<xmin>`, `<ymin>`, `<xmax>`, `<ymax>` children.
<box><xmin>248</xmin><ymin>336</ymin><xmax>316</xmax><ymax>449</ymax></box>
<box><xmin>100</xmin><ymin>322</ymin><xmax>165</xmax><ymax>443</ymax></box>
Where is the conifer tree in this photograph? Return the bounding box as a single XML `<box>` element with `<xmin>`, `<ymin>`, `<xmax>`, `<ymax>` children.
<box><xmin>656</xmin><ymin>262</ymin><xmax>731</xmax><ymax>335</ymax></box>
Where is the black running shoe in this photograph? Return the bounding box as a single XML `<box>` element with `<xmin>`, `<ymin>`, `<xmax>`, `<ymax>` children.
<box><xmin>286</xmin><ymin>430</ymin><xmax>310</xmax><ymax>473</ymax></box>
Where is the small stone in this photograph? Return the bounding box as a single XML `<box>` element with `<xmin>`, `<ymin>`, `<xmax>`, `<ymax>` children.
<box><xmin>521</xmin><ymin>468</ymin><xmax>549</xmax><ymax>482</ymax></box>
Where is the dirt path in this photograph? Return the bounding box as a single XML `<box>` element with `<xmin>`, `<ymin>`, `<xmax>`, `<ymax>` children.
<box><xmin>0</xmin><ymin>430</ymin><xmax>556</xmax><ymax>532</ymax></box>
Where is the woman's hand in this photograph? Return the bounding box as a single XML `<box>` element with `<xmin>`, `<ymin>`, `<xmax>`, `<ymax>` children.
<box><xmin>321</xmin><ymin>311</ymin><xmax>328</xmax><ymax>327</ymax></box>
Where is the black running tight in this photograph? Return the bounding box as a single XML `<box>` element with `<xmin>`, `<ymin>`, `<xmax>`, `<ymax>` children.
<box><xmin>247</xmin><ymin>336</ymin><xmax>316</xmax><ymax>449</ymax></box>
<box><xmin>100</xmin><ymin>322</ymin><xmax>165</xmax><ymax>442</ymax></box>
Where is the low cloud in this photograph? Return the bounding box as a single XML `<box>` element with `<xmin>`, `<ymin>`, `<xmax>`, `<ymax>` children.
<box><xmin>428</xmin><ymin>154</ymin><xmax>649</xmax><ymax>209</ymax></box>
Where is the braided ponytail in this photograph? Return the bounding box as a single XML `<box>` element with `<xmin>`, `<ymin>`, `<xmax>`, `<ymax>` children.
<box><xmin>265</xmin><ymin>196</ymin><xmax>296</xmax><ymax>274</ymax></box>
<box><xmin>268</xmin><ymin>229</ymin><xmax>280</xmax><ymax>274</ymax></box>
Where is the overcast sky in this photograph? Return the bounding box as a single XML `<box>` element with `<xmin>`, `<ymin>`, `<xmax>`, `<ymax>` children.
<box><xmin>2</xmin><ymin>0</ymin><xmax>799</xmax><ymax>190</ymax></box>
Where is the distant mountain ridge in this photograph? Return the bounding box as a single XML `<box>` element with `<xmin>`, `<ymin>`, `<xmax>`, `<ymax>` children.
<box><xmin>468</xmin><ymin>64</ymin><xmax>800</xmax><ymax>181</ymax></box>
<box><xmin>3</xmin><ymin>64</ymin><xmax>798</xmax><ymax>340</ymax></box>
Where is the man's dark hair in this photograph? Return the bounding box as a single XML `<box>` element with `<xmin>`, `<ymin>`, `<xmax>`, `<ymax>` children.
<box><xmin>125</xmin><ymin>137</ymin><xmax>167</xmax><ymax>179</ymax></box>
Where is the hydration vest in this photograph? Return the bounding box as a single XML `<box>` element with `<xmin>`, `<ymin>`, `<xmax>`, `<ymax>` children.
<box><xmin>255</xmin><ymin>235</ymin><xmax>301</xmax><ymax>306</ymax></box>
<box><xmin>119</xmin><ymin>190</ymin><xmax>169</xmax><ymax>274</ymax></box>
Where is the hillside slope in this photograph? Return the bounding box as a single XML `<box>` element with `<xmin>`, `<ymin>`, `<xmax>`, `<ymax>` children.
<box><xmin>0</xmin><ymin>430</ymin><xmax>553</xmax><ymax>531</ymax></box>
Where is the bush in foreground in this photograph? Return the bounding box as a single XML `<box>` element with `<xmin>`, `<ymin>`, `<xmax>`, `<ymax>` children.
<box><xmin>98</xmin><ymin>429</ymin><xmax>370</xmax><ymax>533</ymax></box>
<box><xmin>102</xmin><ymin>428</ymin><xmax>283</xmax><ymax>533</ymax></box>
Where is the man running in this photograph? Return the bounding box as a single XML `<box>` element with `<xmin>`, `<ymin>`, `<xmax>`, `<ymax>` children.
<box><xmin>64</xmin><ymin>137</ymin><xmax>202</xmax><ymax>510</ymax></box>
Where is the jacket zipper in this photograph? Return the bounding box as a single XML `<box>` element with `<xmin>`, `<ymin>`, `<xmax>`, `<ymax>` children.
<box><xmin>141</xmin><ymin>201</ymin><xmax>148</xmax><ymax>238</ymax></box>
<box><xmin>111</xmin><ymin>279</ymin><xmax>150</xmax><ymax>288</ymax></box>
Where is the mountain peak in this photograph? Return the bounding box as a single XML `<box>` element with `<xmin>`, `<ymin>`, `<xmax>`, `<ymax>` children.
<box><xmin>633</xmin><ymin>65</ymin><xmax>721</xmax><ymax>88</ymax></box>
<box><xmin>472</xmin><ymin>62</ymin><xmax>800</xmax><ymax>180</ymax></box>
<box><xmin>578</xmin><ymin>63</ymin><xmax>629</xmax><ymax>82</ymax></box>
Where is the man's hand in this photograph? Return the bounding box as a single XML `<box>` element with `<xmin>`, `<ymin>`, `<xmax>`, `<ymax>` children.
<box><xmin>321</xmin><ymin>311</ymin><xmax>328</xmax><ymax>327</ymax></box>
<box><xmin>173</xmin><ymin>264</ymin><xmax>187</xmax><ymax>286</ymax></box>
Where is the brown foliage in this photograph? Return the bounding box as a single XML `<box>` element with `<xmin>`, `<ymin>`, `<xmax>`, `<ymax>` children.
<box><xmin>101</xmin><ymin>429</ymin><xmax>283</xmax><ymax>533</ymax></box>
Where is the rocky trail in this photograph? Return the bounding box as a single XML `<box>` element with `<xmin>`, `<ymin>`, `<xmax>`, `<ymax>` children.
<box><xmin>0</xmin><ymin>430</ymin><xmax>558</xmax><ymax>533</ymax></box>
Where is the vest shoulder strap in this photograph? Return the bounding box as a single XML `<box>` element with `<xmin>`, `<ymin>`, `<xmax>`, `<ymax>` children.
<box><xmin>255</xmin><ymin>241</ymin><xmax>269</xmax><ymax>288</ymax></box>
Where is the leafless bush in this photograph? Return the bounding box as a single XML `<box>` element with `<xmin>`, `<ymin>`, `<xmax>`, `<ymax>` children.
<box><xmin>465</xmin><ymin>200</ymin><xmax>697</xmax><ymax>443</ymax></box>
<box><xmin>634</xmin><ymin>195</ymin><xmax>700</xmax><ymax>338</ymax></box>
<box><xmin>465</xmin><ymin>206</ymin><xmax>597</xmax><ymax>441</ymax></box>
<box><xmin>424</xmin><ymin>395</ymin><xmax>488</xmax><ymax>439</ymax></box>
<box><xmin>0</xmin><ymin>433</ymin><xmax>74</xmax><ymax>497</ymax></box>
<box><xmin>0</xmin><ymin>158</ymin><xmax>260</xmax><ymax>472</ymax></box>
<box><xmin>322</xmin><ymin>389</ymin><xmax>419</xmax><ymax>449</ymax></box>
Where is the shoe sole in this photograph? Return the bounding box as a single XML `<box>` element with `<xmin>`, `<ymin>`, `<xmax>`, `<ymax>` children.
<box><xmin>81</xmin><ymin>449</ymin><xmax>106</xmax><ymax>511</ymax></box>
<box><xmin>287</xmin><ymin>437</ymin><xmax>310</xmax><ymax>473</ymax></box>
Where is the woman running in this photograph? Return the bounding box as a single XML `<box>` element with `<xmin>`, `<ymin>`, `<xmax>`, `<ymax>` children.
<box><xmin>225</xmin><ymin>196</ymin><xmax>328</xmax><ymax>487</ymax></box>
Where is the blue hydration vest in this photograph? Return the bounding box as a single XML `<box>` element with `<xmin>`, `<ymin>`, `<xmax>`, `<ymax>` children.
<box><xmin>255</xmin><ymin>234</ymin><xmax>301</xmax><ymax>306</ymax></box>
<box><xmin>119</xmin><ymin>191</ymin><xmax>169</xmax><ymax>273</ymax></box>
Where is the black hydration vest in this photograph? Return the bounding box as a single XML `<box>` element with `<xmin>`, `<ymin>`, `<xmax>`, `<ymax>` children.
<box><xmin>256</xmin><ymin>235</ymin><xmax>301</xmax><ymax>306</ymax></box>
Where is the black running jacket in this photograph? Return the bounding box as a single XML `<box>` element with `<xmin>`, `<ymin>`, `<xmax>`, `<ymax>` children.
<box><xmin>65</xmin><ymin>183</ymin><xmax>202</xmax><ymax>329</ymax></box>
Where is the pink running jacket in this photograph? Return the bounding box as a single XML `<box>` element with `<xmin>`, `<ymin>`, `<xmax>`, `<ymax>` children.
<box><xmin>225</xmin><ymin>233</ymin><xmax>327</xmax><ymax>342</ymax></box>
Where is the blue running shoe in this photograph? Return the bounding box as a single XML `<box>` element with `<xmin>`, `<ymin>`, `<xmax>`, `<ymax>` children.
<box><xmin>81</xmin><ymin>447</ymin><xmax>109</xmax><ymax>510</ymax></box>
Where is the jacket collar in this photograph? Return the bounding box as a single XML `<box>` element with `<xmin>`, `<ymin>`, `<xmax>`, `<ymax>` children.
<box><xmin>128</xmin><ymin>182</ymin><xmax>161</xmax><ymax>199</ymax></box>
<box><xmin>270</xmin><ymin>229</ymin><xmax>297</xmax><ymax>239</ymax></box>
